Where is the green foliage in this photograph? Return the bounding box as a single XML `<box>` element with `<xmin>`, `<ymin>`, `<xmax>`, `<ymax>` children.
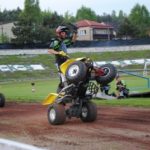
<box><xmin>129</xmin><ymin>3</ymin><xmax>150</xmax><ymax>37</ymax></box>
<box><xmin>50</xmin><ymin>12</ymin><xmax>64</xmax><ymax>28</ymax></box>
<box><xmin>118</xmin><ymin>10</ymin><xmax>127</xmax><ymax>23</ymax></box>
<box><xmin>118</xmin><ymin>18</ymin><xmax>138</xmax><ymax>38</ymax></box>
<box><xmin>1</xmin><ymin>2</ymin><xmax>150</xmax><ymax>42</ymax></box>
<box><xmin>23</xmin><ymin>0</ymin><xmax>42</xmax><ymax>24</ymax></box>
<box><xmin>0</xmin><ymin>33</ymin><xmax>9</xmax><ymax>43</ymax></box>
<box><xmin>63</xmin><ymin>11</ymin><xmax>76</xmax><ymax>24</ymax></box>
<box><xmin>42</xmin><ymin>11</ymin><xmax>64</xmax><ymax>28</ymax></box>
<box><xmin>76</xmin><ymin>5</ymin><xmax>97</xmax><ymax>21</ymax></box>
<box><xmin>42</xmin><ymin>10</ymin><xmax>53</xmax><ymax>26</ymax></box>
<box><xmin>12</xmin><ymin>0</ymin><xmax>43</xmax><ymax>44</ymax></box>
<box><xmin>0</xmin><ymin>8</ymin><xmax>21</xmax><ymax>23</ymax></box>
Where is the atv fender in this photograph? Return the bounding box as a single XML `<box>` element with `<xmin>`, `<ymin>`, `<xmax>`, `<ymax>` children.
<box><xmin>42</xmin><ymin>93</ymin><xmax>58</xmax><ymax>105</ymax></box>
<box><xmin>60</xmin><ymin>59</ymin><xmax>76</xmax><ymax>74</ymax></box>
<box><xmin>60</xmin><ymin>57</ymin><xmax>86</xmax><ymax>74</ymax></box>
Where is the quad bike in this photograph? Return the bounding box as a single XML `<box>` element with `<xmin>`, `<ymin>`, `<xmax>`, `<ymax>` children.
<box><xmin>0</xmin><ymin>93</ymin><xmax>5</xmax><ymax>107</ymax></box>
<box><xmin>42</xmin><ymin>56</ymin><xmax>117</xmax><ymax>125</ymax></box>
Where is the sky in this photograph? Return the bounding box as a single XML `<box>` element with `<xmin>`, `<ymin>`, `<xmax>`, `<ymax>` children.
<box><xmin>0</xmin><ymin>0</ymin><xmax>150</xmax><ymax>16</ymax></box>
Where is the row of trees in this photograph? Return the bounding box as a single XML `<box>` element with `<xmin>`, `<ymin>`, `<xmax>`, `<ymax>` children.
<box><xmin>0</xmin><ymin>0</ymin><xmax>150</xmax><ymax>44</ymax></box>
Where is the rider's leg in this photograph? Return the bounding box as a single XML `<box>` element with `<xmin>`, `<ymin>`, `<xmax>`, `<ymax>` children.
<box><xmin>55</xmin><ymin>63</ymin><xmax>67</xmax><ymax>88</ymax></box>
<box><xmin>59</xmin><ymin>73</ymin><xmax>67</xmax><ymax>87</ymax></box>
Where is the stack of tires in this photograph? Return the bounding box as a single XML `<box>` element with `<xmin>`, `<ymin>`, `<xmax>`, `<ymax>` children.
<box><xmin>0</xmin><ymin>93</ymin><xmax>5</xmax><ymax>108</ymax></box>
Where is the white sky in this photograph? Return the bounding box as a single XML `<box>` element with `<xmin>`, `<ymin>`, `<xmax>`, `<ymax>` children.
<box><xmin>0</xmin><ymin>0</ymin><xmax>150</xmax><ymax>16</ymax></box>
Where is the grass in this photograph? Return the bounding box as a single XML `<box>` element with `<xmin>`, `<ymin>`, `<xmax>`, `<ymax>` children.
<box><xmin>0</xmin><ymin>50</ymin><xmax>150</xmax><ymax>81</ymax></box>
<box><xmin>0</xmin><ymin>79</ymin><xmax>150</xmax><ymax>107</ymax></box>
<box><xmin>0</xmin><ymin>79</ymin><xmax>59</xmax><ymax>102</ymax></box>
<box><xmin>0</xmin><ymin>50</ymin><xmax>150</xmax><ymax>107</ymax></box>
<box><xmin>94</xmin><ymin>98</ymin><xmax>150</xmax><ymax>108</ymax></box>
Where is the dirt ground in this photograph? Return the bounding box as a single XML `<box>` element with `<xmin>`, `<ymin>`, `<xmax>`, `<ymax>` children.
<box><xmin>0</xmin><ymin>102</ymin><xmax>150</xmax><ymax>150</ymax></box>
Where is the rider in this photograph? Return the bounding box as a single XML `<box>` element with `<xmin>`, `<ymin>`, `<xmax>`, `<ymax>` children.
<box><xmin>115</xmin><ymin>75</ymin><xmax>129</xmax><ymax>98</ymax></box>
<box><xmin>100</xmin><ymin>84</ymin><xmax>110</xmax><ymax>95</ymax></box>
<box><xmin>48</xmin><ymin>25</ymin><xmax>77</xmax><ymax>90</ymax></box>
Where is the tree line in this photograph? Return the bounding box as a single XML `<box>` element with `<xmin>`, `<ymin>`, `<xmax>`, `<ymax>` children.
<box><xmin>0</xmin><ymin>0</ymin><xmax>150</xmax><ymax>44</ymax></box>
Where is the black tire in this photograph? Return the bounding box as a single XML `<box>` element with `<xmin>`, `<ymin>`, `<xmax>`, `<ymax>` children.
<box><xmin>80</xmin><ymin>102</ymin><xmax>97</xmax><ymax>122</ymax></box>
<box><xmin>47</xmin><ymin>103</ymin><xmax>66</xmax><ymax>125</ymax></box>
<box><xmin>65</xmin><ymin>61</ymin><xmax>87</xmax><ymax>84</ymax></box>
<box><xmin>0</xmin><ymin>93</ymin><xmax>5</xmax><ymax>107</ymax></box>
<box><xmin>96</xmin><ymin>64</ymin><xmax>117</xmax><ymax>85</ymax></box>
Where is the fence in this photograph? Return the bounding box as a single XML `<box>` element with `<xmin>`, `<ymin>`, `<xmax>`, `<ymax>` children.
<box><xmin>118</xmin><ymin>69</ymin><xmax>150</xmax><ymax>92</ymax></box>
<box><xmin>1</xmin><ymin>38</ymin><xmax>150</xmax><ymax>49</ymax></box>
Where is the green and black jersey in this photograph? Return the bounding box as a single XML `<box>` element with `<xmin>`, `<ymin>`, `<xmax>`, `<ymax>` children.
<box><xmin>49</xmin><ymin>38</ymin><xmax>73</xmax><ymax>66</ymax></box>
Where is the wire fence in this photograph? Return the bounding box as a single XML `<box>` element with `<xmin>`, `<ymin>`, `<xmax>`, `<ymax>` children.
<box><xmin>118</xmin><ymin>69</ymin><xmax>150</xmax><ymax>91</ymax></box>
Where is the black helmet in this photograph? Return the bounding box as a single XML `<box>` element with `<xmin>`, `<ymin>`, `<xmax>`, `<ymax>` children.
<box><xmin>56</xmin><ymin>26</ymin><xmax>69</xmax><ymax>34</ymax></box>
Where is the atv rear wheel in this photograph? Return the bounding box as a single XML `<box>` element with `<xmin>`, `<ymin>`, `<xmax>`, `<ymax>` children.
<box><xmin>47</xmin><ymin>103</ymin><xmax>66</xmax><ymax>125</ymax></box>
<box><xmin>0</xmin><ymin>93</ymin><xmax>5</xmax><ymax>107</ymax></box>
<box><xmin>65</xmin><ymin>61</ymin><xmax>87</xmax><ymax>84</ymax></box>
<box><xmin>96</xmin><ymin>64</ymin><xmax>117</xmax><ymax>85</ymax></box>
<box><xmin>80</xmin><ymin>102</ymin><xmax>97</xmax><ymax>122</ymax></box>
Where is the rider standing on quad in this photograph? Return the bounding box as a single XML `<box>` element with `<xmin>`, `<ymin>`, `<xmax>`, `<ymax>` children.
<box><xmin>48</xmin><ymin>25</ymin><xmax>77</xmax><ymax>90</ymax></box>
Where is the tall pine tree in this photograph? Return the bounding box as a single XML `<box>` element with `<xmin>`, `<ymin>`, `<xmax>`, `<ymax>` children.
<box><xmin>12</xmin><ymin>0</ymin><xmax>42</xmax><ymax>44</ymax></box>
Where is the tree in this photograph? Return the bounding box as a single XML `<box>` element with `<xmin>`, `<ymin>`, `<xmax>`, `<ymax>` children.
<box><xmin>0</xmin><ymin>33</ymin><xmax>9</xmax><ymax>43</ymax></box>
<box><xmin>48</xmin><ymin>11</ymin><xmax>64</xmax><ymax>28</ymax></box>
<box><xmin>118</xmin><ymin>10</ymin><xmax>126</xmax><ymax>24</ymax></box>
<box><xmin>42</xmin><ymin>10</ymin><xmax>53</xmax><ymax>26</ymax></box>
<box><xmin>12</xmin><ymin>0</ymin><xmax>43</xmax><ymax>44</ymax></box>
<box><xmin>118</xmin><ymin>17</ymin><xmax>138</xmax><ymax>38</ymax></box>
<box><xmin>0</xmin><ymin>8</ymin><xmax>21</xmax><ymax>23</ymax></box>
<box><xmin>22</xmin><ymin>0</ymin><xmax>42</xmax><ymax>24</ymax></box>
<box><xmin>63</xmin><ymin>11</ymin><xmax>76</xmax><ymax>24</ymax></box>
<box><xmin>129</xmin><ymin>4</ymin><xmax>150</xmax><ymax>37</ymax></box>
<box><xmin>76</xmin><ymin>6</ymin><xmax>97</xmax><ymax>21</ymax></box>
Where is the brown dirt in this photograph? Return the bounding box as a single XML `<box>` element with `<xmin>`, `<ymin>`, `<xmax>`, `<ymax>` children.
<box><xmin>0</xmin><ymin>102</ymin><xmax>150</xmax><ymax>150</ymax></box>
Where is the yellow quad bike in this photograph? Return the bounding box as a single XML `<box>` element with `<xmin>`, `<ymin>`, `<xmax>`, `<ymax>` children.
<box><xmin>42</xmin><ymin>56</ymin><xmax>117</xmax><ymax>125</ymax></box>
<box><xmin>0</xmin><ymin>93</ymin><xmax>5</xmax><ymax>107</ymax></box>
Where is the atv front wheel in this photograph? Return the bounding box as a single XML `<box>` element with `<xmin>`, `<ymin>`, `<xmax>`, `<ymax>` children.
<box><xmin>47</xmin><ymin>103</ymin><xmax>66</xmax><ymax>125</ymax></box>
<box><xmin>80</xmin><ymin>102</ymin><xmax>97</xmax><ymax>122</ymax></box>
<box><xmin>65</xmin><ymin>61</ymin><xmax>87</xmax><ymax>84</ymax></box>
<box><xmin>96</xmin><ymin>64</ymin><xmax>117</xmax><ymax>85</ymax></box>
<box><xmin>0</xmin><ymin>93</ymin><xmax>5</xmax><ymax>107</ymax></box>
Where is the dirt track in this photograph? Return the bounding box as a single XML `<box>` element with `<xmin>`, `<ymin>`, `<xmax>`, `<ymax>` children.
<box><xmin>0</xmin><ymin>102</ymin><xmax>150</xmax><ymax>150</ymax></box>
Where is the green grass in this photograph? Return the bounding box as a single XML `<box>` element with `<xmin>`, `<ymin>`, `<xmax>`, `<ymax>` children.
<box><xmin>109</xmin><ymin>75</ymin><xmax>150</xmax><ymax>93</ymax></box>
<box><xmin>69</xmin><ymin>50</ymin><xmax>150</xmax><ymax>61</ymax></box>
<box><xmin>0</xmin><ymin>50</ymin><xmax>150</xmax><ymax>81</ymax></box>
<box><xmin>1</xmin><ymin>50</ymin><xmax>150</xmax><ymax>65</ymax></box>
<box><xmin>0</xmin><ymin>79</ymin><xmax>59</xmax><ymax>102</ymax></box>
<box><xmin>94</xmin><ymin>98</ymin><xmax>150</xmax><ymax>108</ymax></box>
<box><xmin>0</xmin><ymin>79</ymin><xmax>150</xmax><ymax>107</ymax></box>
<box><xmin>0</xmin><ymin>50</ymin><xmax>150</xmax><ymax>107</ymax></box>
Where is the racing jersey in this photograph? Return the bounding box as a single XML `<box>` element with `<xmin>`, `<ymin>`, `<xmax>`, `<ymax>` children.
<box><xmin>49</xmin><ymin>38</ymin><xmax>73</xmax><ymax>66</ymax></box>
<box><xmin>116</xmin><ymin>80</ymin><xmax>126</xmax><ymax>91</ymax></box>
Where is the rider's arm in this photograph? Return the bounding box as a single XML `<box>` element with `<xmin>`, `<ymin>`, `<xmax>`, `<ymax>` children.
<box><xmin>48</xmin><ymin>49</ymin><xmax>59</xmax><ymax>55</ymax></box>
<box><xmin>71</xmin><ymin>32</ymin><xmax>77</xmax><ymax>43</ymax></box>
<box><xmin>64</xmin><ymin>32</ymin><xmax>77</xmax><ymax>47</ymax></box>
